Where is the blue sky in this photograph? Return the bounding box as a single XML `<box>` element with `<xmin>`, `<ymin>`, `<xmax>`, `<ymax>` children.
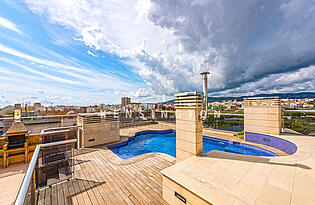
<box><xmin>0</xmin><ymin>0</ymin><xmax>314</xmax><ymax>107</ymax></box>
<box><xmin>0</xmin><ymin>1</ymin><xmax>149</xmax><ymax>106</ymax></box>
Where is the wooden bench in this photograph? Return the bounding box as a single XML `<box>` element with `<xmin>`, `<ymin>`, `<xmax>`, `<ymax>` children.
<box><xmin>3</xmin><ymin>143</ymin><xmax>28</xmax><ymax>168</ymax></box>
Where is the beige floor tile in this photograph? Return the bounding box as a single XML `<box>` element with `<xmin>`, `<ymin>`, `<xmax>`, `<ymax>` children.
<box><xmin>256</xmin><ymin>184</ymin><xmax>291</xmax><ymax>205</ymax></box>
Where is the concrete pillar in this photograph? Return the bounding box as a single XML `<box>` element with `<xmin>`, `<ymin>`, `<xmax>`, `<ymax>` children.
<box><xmin>77</xmin><ymin>114</ymin><xmax>120</xmax><ymax>148</ymax></box>
<box><xmin>152</xmin><ymin>110</ymin><xmax>156</xmax><ymax>121</ymax></box>
<box><xmin>243</xmin><ymin>97</ymin><xmax>281</xmax><ymax>136</ymax></box>
<box><xmin>174</xmin><ymin>92</ymin><xmax>203</xmax><ymax>161</ymax></box>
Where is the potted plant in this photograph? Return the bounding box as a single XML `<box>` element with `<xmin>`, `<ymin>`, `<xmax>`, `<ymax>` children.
<box><xmin>237</xmin><ymin>131</ymin><xmax>244</xmax><ymax>140</ymax></box>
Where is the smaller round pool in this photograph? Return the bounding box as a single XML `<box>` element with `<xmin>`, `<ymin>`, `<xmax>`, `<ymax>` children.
<box><xmin>108</xmin><ymin>130</ymin><xmax>278</xmax><ymax>159</ymax></box>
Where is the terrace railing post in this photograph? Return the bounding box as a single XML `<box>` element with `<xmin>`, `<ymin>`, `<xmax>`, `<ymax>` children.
<box><xmin>14</xmin><ymin>139</ymin><xmax>77</xmax><ymax>205</ymax></box>
<box><xmin>174</xmin><ymin>92</ymin><xmax>203</xmax><ymax>162</ymax></box>
<box><xmin>72</xmin><ymin>147</ymin><xmax>74</xmax><ymax>179</ymax></box>
<box><xmin>30</xmin><ymin>170</ymin><xmax>36</xmax><ymax>205</ymax></box>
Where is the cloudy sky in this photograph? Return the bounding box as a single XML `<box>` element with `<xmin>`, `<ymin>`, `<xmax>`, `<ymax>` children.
<box><xmin>0</xmin><ymin>0</ymin><xmax>314</xmax><ymax>107</ymax></box>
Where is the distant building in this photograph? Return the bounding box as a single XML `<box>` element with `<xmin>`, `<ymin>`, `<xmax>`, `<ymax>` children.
<box><xmin>34</xmin><ymin>102</ymin><xmax>41</xmax><ymax>108</ymax></box>
<box><xmin>121</xmin><ymin>97</ymin><xmax>131</xmax><ymax>107</ymax></box>
<box><xmin>14</xmin><ymin>103</ymin><xmax>21</xmax><ymax>110</ymax></box>
<box><xmin>34</xmin><ymin>102</ymin><xmax>45</xmax><ymax>116</ymax></box>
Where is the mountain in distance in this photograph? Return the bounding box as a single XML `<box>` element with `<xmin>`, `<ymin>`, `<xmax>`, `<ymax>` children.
<box><xmin>161</xmin><ymin>92</ymin><xmax>315</xmax><ymax>104</ymax></box>
<box><xmin>0</xmin><ymin>105</ymin><xmax>14</xmax><ymax>115</ymax></box>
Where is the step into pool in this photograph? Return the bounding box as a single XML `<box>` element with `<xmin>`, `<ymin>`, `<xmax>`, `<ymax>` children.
<box><xmin>108</xmin><ymin>130</ymin><xmax>278</xmax><ymax>159</ymax></box>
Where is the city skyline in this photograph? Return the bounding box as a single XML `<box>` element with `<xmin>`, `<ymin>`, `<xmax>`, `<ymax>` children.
<box><xmin>0</xmin><ymin>1</ymin><xmax>315</xmax><ymax>107</ymax></box>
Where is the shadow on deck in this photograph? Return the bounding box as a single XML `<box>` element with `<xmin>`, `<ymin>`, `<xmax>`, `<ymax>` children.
<box><xmin>35</xmin><ymin>148</ymin><xmax>174</xmax><ymax>205</ymax></box>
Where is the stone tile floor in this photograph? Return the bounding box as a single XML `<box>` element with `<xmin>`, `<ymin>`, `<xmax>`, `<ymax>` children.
<box><xmin>162</xmin><ymin>133</ymin><xmax>315</xmax><ymax>205</ymax></box>
<box><xmin>2</xmin><ymin>122</ymin><xmax>313</xmax><ymax>205</ymax></box>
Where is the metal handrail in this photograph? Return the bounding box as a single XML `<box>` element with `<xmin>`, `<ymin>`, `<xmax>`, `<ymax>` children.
<box><xmin>208</xmin><ymin>113</ymin><xmax>244</xmax><ymax>116</ymax></box>
<box><xmin>283</xmin><ymin>109</ymin><xmax>315</xmax><ymax>113</ymax></box>
<box><xmin>14</xmin><ymin>139</ymin><xmax>77</xmax><ymax>205</ymax></box>
<box><xmin>41</xmin><ymin>125</ymin><xmax>80</xmax><ymax>133</ymax></box>
<box><xmin>0</xmin><ymin>114</ymin><xmax>78</xmax><ymax>120</ymax></box>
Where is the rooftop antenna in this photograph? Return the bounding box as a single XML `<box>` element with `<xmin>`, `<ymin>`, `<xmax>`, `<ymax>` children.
<box><xmin>200</xmin><ymin>72</ymin><xmax>210</xmax><ymax>117</ymax></box>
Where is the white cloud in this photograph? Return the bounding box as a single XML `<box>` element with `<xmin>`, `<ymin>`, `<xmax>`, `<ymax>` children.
<box><xmin>0</xmin><ymin>16</ymin><xmax>22</xmax><ymax>34</ymax></box>
<box><xmin>87</xmin><ymin>50</ymin><xmax>96</xmax><ymax>57</ymax></box>
<box><xmin>0</xmin><ymin>43</ymin><xmax>138</xmax><ymax>90</ymax></box>
<box><xmin>24</xmin><ymin>0</ymin><xmax>315</xmax><ymax>98</ymax></box>
<box><xmin>212</xmin><ymin>65</ymin><xmax>315</xmax><ymax>97</ymax></box>
<box><xmin>0</xmin><ymin>58</ymin><xmax>81</xmax><ymax>85</ymax></box>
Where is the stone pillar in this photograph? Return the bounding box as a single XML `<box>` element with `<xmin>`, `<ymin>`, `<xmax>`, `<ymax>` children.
<box><xmin>152</xmin><ymin>110</ymin><xmax>156</xmax><ymax>121</ymax></box>
<box><xmin>77</xmin><ymin>114</ymin><xmax>120</xmax><ymax>148</ymax></box>
<box><xmin>243</xmin><ymin>97</ymin><xmax>281</xmax><ymax>136</ymax></box>
<box><xmin>174</xmin><ymin>92</ymin><xmax>203</xmax><ymax>161</ymax></box>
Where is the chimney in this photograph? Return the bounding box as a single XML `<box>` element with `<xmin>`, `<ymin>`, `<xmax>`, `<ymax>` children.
<box><xmin>200</xmin><ymin>72</ymin><xmax>210</xmax><ymax>117</ymax></box>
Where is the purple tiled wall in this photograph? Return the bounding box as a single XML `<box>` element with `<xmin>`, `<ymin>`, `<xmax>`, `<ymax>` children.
<box><xmin>245</xmin><ymin>132</ymin><xmax>297</xmax><ymax>155</ymax></box>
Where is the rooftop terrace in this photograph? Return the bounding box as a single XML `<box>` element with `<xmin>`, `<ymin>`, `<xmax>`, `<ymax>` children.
<box><xmin>35</xmin><ymin>147</ymin><xmax>174</xmax><ymax>205</ymax></box>
<box><xmin>0</xmin><ymin>110</ymin><xmax>314</xmax><ymax>205</ymax></box>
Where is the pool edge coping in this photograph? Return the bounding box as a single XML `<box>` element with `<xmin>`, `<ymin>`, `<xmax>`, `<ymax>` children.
<box><xmin>109</xmin><ymin>129</ymin><xmax>286</xmax><ymax>159</ymax></box>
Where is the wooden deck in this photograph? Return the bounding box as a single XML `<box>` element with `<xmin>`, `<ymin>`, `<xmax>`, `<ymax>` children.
<box><xmin>35</xmin><ymin>147</ymin><xmax>175</xmax><ymax>205</ymax></box>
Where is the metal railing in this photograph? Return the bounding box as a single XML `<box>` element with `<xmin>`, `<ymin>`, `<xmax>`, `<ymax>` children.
<box><xmin>203</xmin><ymin>113</ymin><xmax>244</xmax><ymax>132</ymax></box>
<box><xmin>14</xmin><ymin>139</ymin><xmax>77</xmax><ymax>205</ymax></box>
<box><xmin>0</xmin><ymin>115</ymin><xmax>77</xmax><ymax>135</ymax></box>
<box><xmin>282</xmin><ymin>110</ymin><xmax>315</xmax><ymax>135</ymax></box>
<box><xmin>119</xmin><ymin>111</ymin><xmax>153</xmax><ymax>123</ymax></box>
<box><xmin>118</xmin><ymin>110</ymin><xmax>176</xmax><ymax>124</ymax></box>
<box><xmin>202</xmin><ymin>110</ymin><xmax>315</xmax><ymax>135</ymax></box>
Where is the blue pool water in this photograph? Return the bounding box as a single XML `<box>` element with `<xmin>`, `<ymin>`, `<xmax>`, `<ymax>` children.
<box><xmin>108</xmin><ymin>130</ymin><xmax>278</xmax><ymax>159</ymax></box>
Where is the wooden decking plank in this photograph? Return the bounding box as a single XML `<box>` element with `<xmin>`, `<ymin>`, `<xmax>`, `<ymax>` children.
<box><xmin>75</xmin><ymin>158</ymin><xmax>100</xmax><ymax>205</ymax></box>
<box><xmin>75</xmin><ymin>175</ymin><xmax>92</xmax><ymax>205</ymax></box>
<box><xmin>52</xmin><ymin>184</ymin><xmax>58</xmax><ymax>205</ymax></box>
<box><xmin>137</xmin><ymin>162</ymin><xmax>167</xmax><ymax>200</ymax></box>
<box><xmin>75</xmin><ymin>154</ymin><xmax>96</xmax><ymax>205</ymax></box>
<box><xmin>87</xmin><ymin>150</ymin><xmax>133</xmax><ymax>205</ymax></box>
<box><xmin>96</xmin><ymin>150</ymin><xmax>151</xmax><ymax>205</ymax></box>
<box><xmin>100</xmin><ymin>152</ymin><xmax>161</xmax><ymax>205</ymax></box>
<box><xmin>96</xmin><ymin>150</ymin><xmax>153</xmax><ymax>205</ymax></box>
<box><xmin>107</xmin><ymin>163</ymin><xmax>149</xmax><ymax>205</ymax></box>
<box><xmin>67</xmin><ymin>179</ymin><xmax>80</xmax><ymax>205</ymax></box>
<box><xmin>138</xmin><ymin>165</ymin><xmax>162</xmax><ymax>193</ymax></box>
<box><xmin>91</xmin><ymin>164</ymin><xmax>124</xmax><ymax>205</ymax></box>
<box><xmin>87</xmin><ymin>151</ymin><xmax>132</xmax><ymax>205</ymax></box>
<box><xmin>89</xmin><ymin>151</ymin><xmax>132</xmax><ymax>197</ymax></box>
<box><xmin>71</xmin><ymin>178</ymin><xmax>87</xmax><ymax>205</ymax></box>
<box><xmin>89</xmin><ymin>151</ymin><xmax>141</xmax><ymax>205</ymax></box>
<box><xmin>139</xmin><ymin>158</ymin><xmax>167</xmax><ymax>189</ymax></box>
<box><xmin>131</xmin><ymin>161</ymin><xmax>161</xmax><ymax>192</ymax></box>
<box><xmin>138</xmin><ymin>159</ymin><xmax>163</xmax><ymax>182</ymax></box>
<box><xmin>44</xmin><ymin>186</ymin><xmax>51</xmax><ymax>205</ymax></box>
<box><xmin>80</xmin><ymin>149</ymin><xmax>119</xmax><ymax>205</ymax></box>
<box><xmin>33</xmin><ymin>147</ymin><xmax>173</xmax><ymax>205</ymax></box>
<box><xmin>70</xmin><ymin>159</ymin><xmax>86</xmax><ymax>205</ymax></box>
<box><xmin>78</xmin><ymin>151</ymin><xmax>111</xmax><ymax>205</ymax></box>
<box><xmin>84</xmin><ymin>156</ymin><xmax>117</xmax><ymax>205</ymax></box>
<box><xmin>37</xmin><ymin>187</ymin><xmax>46</xmax><ymax>205</ymax></box>
<box><xmin>133</xmin><ymin>157</ymin><xmax>172</xmax><ymax>200</ymax></box>
<box><xmin>123</xmin><ymin>162</ymin><xmax>165</xmax><ymax>205</ymax></box>
<box><xmin>56</xmin><ymin>183</ymin><xmax>65</xmax><ymax>205</ymax></box>
<box><xmin>126</xmin><ymin>159</ymin><xmax>161</xmax><ymax>187</ymax></box>
<box><xmin>128</xmin><ymin>194</ymin><xmax>142</xmax><ymax>205</ymax></box>
<box><xmin>61</xmin><ymin>181</ymin><xmax>71</xmax><ymax>205</ymax></box>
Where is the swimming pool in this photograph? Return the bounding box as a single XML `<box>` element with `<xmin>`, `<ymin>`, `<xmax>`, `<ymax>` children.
<box><xmin>108</xmin><ymin>130</ymin><xmax>278</xmax><ymax>159</ymax></box>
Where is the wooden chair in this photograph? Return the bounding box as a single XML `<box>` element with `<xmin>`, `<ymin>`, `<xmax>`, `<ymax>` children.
<box><xmin>27</xmin><ymin>134</ymin><xmax>42</xmax><ymax>162</ymax></box>
<box><xmin>0</xmin><ymin>137</ymin><xmax>5</xmax><ymax>168</ymax></box>
<box><xmin>3</xmin><ymin>141</ymin><xmax>28</xmax><ymax>168</ymax></box>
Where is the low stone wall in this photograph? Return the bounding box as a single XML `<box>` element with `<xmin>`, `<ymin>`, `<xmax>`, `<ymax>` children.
<box><xmin>77</xmin><ymin>115</ymin><xmax>120</xmax><ymax>148</ymax></box>
<box><xmin>203</xmin><ymin>127</ymin><xmax>237</xmax><ymax>137</ymax></box>
<box><xmin>119</xmin><ymin>121</ymin><xmax>157</xmax><ymax>128</ymax></box>
<box><xmin>243</xmin><ymin>97</ymin><xmax>281</xmax><ymax>135</ymax></box>
<box><xmin>245</xmin><ymin>132</ymin><xmax>297</xmax><ymax>155</ymax></box>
